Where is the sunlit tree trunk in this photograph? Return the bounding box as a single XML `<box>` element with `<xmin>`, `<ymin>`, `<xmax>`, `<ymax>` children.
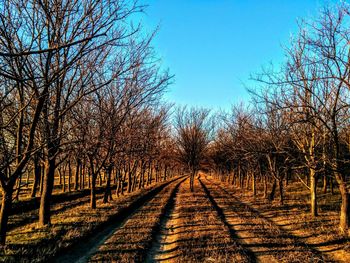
<box><xmin>39</xmin><ymin>158</ymin><xmax>56</xmax><ymax>226</ymax></box>
<box><xmin>310</xmin><ymin>168</ymin><xmax>318</xmax><ymax>217</ymax></box>
<box><xmin>0</xmin><ymin>183</ymin><xmax>14</xmax><ymax>245</ymax></box>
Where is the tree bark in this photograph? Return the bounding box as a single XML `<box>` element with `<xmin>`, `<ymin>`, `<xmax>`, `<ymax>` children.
<box><xmin>310</xmin><ymin>170</ymin><xmax>318</xmax><ymax>217</ymax></box>
<box><xmin>323</xmin><ymin>175</ymin><xmax>328</xmax><ymax>194</ymax></box>
<box><xmin>0</xmin><ymin>186</ymin><xmax>13</xmax><ymax>245</ymax></box>
<box><xmin>31</xmin><ymin>161</ymin><xmax>41</xmax><ymax>198</ymax></box>
<box><xmin>103</xmin><ymin>166</ymin><xmax>113</xmax><ymax>203</ymax></box>
<box><xmin>68</xmin><ymin>160</ymin><xmax>71</xmax><ymax>192</ymax></box>
<box><xmin>88</xmin><ymin>156</ymin><xmax>97</xmax><ymax>209</ymax></box>
<box><xmin>268</xmin><ymin>178</ymin><xmax>277</xmax><ymax>201</ymax></box>
<box><xmin>190</xmin><ymin>169</ymin><xmax>195</xmax><ymax>192</ymax></box>
<box><xmin>81</xmin><ymin>163</ymin><xmax>85</xmax><ymax>189</ymax></box>
<box><xmin>339</xmin><ymin>183</ymin><xmax>350</xmax><ymax>234</ymax></box>
<box><xmin>39</xmin><ymin>165</ymin><xmax>44</xmax><ymax>196</ymax></box>
<box><xmin>127</xmin><ymin>163</ymin><xmax>132</xmax><ymax>193</ymax></box>
<box><xmin>278</xmin><ymin>178</ymin><xmax>284</xmax><ymax>205</ymax></box>
<box><xmin>39</xmin><ymin>159</ymin><xmax>55</xmax><ymax>226</ymax></box>
<box><xmin>252</xmin><ymin>172</ymin><xmax>256</xmax><ymax>197</ymax></box>
<box><xmin>90</xmin><ymin>174</ymin><xmax>97</xmax><ymax>209</ymax></box>
<box><xmin>98</xmin><ymin>171</ymin><xmax>103</xmax><ymax>187</ymax></box>
<box><xmin>263</xmin><ymin>175</ymin><xmax>268</xmax><ymax>199</ymax></box>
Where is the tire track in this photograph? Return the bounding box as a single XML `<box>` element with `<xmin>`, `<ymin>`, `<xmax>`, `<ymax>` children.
<box><xmin>203</xmin><ymin>176</ymin><xmax>330</xmax><ymax>263</ymax></box>
<box><xmin>198</xmin><ymin>177</ymin><xmax>257</xmax><ymax>263</ymax></box>
<box><xmin>88</xmin><ymin>177</ymin><xmax>188</xmax><ymax>262</ymax></box>
<box><xmin>144</xmin><ymin>177</ymin><xmax>187</xmax><ymax>262</ymax></box>
<box><xmin>54</xmin><ymin>176</ymin><xmax>185</xmax><ymax>263</ymax></box>
<box><xmin>152</xmin><ymin>177</ymin><xmax>251</xmax><ymax>262</ymax></box>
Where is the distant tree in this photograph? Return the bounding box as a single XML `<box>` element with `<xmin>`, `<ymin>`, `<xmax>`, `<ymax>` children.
<box><xmin>175</xmin><ymin>107</ymin><xmax>213</xmax><ymax>191</ymax></box>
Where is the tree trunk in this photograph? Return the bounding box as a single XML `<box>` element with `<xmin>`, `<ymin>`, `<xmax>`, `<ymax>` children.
<box><xmin>88</xmin><ymin>169</ymin><xmax>91</xmax><ymax>189</ymax></box>
<box><xmin>278</xmin><ymin>178</ymin><xmax>284</xmax><ymax>205</ymax></box>
<box><xmin>39</xmin><ymin>159</ymin><xmax>55</xmax><ymax>226</ymax></box>
<box><xmin>59</xmin><ymin>167</ymin><xmax>62</xmax><ymax>185</ymax></box>
<box><xmin>31</xmin><ymin>162</ymin><xmax>41</xmax><ymax>198</ymax></box>
<box><xmin>231</xmin><ymin>171</ymin><xmax>235</xmax><ymax>185</ymax></box>
<box><xmin>155</xmin><ymin>164</ymin><xmax>159</xmax><ymax>183</ymax></box>
<box><xmin>138</xmin><ymin>167</ymin><xmax>143</xmax><ymax>190</ymax></box>
<box><xmin>121</xmin><ymin>175</ymin><xmax>125</xmax><ymax>195</ymax></box>
<box><xmin>252</xmin><ymin>172</ymin><xmax>256</xmax><ymax>197</ymax></box>
<box><xmin>90</xmin><ymin>173</ymin><xmax>97</xmax><ymax>209</ymax></box>
<box><xmin>68</xmin><ymin>160</ymin><xmax>72</xmax><ymax>192</ymax></box>
<box><xmin>74</xmin><ymin>159</ymin><xmax>80</xmax><ymax>191</ymax></box>
<box><xmin>323</xmin><ymin>175</ymin><xmax>328</xmax><ymax>194</ymax></box>
<box><xmin>245</xmin><ymin>173</ymin><xmax>250</xmax><ymax>190</ymax></box>
<box><xmin>88</xmin><ymin>156</ymin><xmax>97</xmax><ymax>209</ymax></box>
<box><xmin>132</xmin><ymin>172</ymin><xmax>137</xmax><ymax>192</ymax></box>
<box><xmin>40</xmin><ymin>165</ymin><xmax>44</xmax><ymax>195</ymax></box>
<box><xmin>0</xmin><ymin>187</ymin><xmax>13</xmax><ymax>245</ymax></box>
<box><xmin>190</xmin><ymin>169</ymin><xmax>195</xmax><ymax>192</ymax></box>
<box><xmin>310</xmin><ymin>170</ymin><xmax>318</xmax><ymax>217</ymax></box>
<box><xmin>82</xmin><ymin>163</ymin><xmax>85</xmax><ymax>189</ymax></box>
<box><xmin>285</xmin><ymin>171</ymin><xmax>289</xmax><ymax>186</ymax></box>
<box><xmin>103</xmin><ymin>166</ymin><xmax>112</xmax><ymax>203</ymax></box>
<box><xmin>330</xmin><ymin>177</ymin><xmax>334</xmax><ymax>194</ymax></box>
<box><xmin>268</xmin><ymin>178</ymin><xmax>277</xmax><ymax>201</ymax></box>
<box><xmin>147</xmin><ymin>162</ymin><xmax>152</xmax><ymax>186</ymax></box>
<box><xmin>127</xmin><ymin>168</ymin><xmax>132</xmax><ymax>193</ymax></box>
<box><xmin>339</xmin><ymin>183</ymin><xmax>350</xmax><ymax>234</ymax></box>
<box><xmin>61</xmin><ymin>167</ymin><xmax>66</xmax><ymax>193</ymax></box>
<box><xmin>164</xmin><ymin>165</ymin><xmax>168</xmax><ymax>181</ymax></box>
<box><xmin>116</xmin><ymin>167</ymin><xmax>122</xmax><ymax>197</ymax></box>
<box><xmin>98</xmin><ymin>171</ymin><xmax>103</xmax><ymax>187</ymax></box>
<box><xmin>141</xmin><ymin>165</ymin><xmax>146</xmax><ymax>188</ymax></box>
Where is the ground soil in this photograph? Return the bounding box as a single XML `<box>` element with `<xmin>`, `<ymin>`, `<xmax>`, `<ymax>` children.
<box><xmin>4</xmin><ymin>174</ymin><xmax>350</xmax><ymax>262</ymax></box>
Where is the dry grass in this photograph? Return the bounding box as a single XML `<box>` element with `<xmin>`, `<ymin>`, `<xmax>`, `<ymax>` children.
<box><xmin>89</xmin><ymin>177</ymin><xmax>185</xmax><ymax>262</ymax></box>
<box><xmin>0</xmin><ymin>180</ymin><xmax>174</xmax><ymax>262</ymax></box>
<box><xmin>208</xmin><ymin>175</ymin><xmax>350</xmax><ymax>262</ymax></box>
<box><xmin>4</xmin><ymin>173</ymin><xmax>348</xmax><ymax>262</ymax></box>
<box><xmin>8</xmin><ymin>189</ymin><xmax>105</xmax><ymax>232</ymax></box>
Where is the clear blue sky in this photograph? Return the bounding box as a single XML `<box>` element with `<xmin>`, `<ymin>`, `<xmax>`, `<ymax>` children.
<box><xmin>140</xmin><ymin>0</ymin><xmax>335</xmax><ymax>110</ymax></box>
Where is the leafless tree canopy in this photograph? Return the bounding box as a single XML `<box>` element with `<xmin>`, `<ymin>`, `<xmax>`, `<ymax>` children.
<box><xmin>174</xmin><ymin>107</ymin><xmax>213</xmax><ymax>191</ymax></box>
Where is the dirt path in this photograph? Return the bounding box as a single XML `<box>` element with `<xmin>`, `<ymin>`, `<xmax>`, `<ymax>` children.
<box><xmin>53</xmin><ymin>176</ymin><xmax>347</xmax><ymax>262</ymax></box>
<box><xmin>145</xmin><ymin>178</ymin><xmax>187</xmax><ymax>262</ymax></box>
<box><xmin>202</xmin><ymin>176</ymin><xmax>330</xmax><ymax>263</ymax></box>
<box><xmin>198</xmin><ymin>178</ymin><xmax>258</xmax><ymax>262</ymax></box>
<box><xmin>88</xmin><ymin>177</ymin><xmax>187</xmax><ymax>262</ymax></box>
<box><xmin>54</xmin><ymin>177</ymin><xmax>184</xmax><ymax>263</ymax></box>
<box><xmin>146</xmin><ymin>177</ymin><xmax>251</xmax><ymax>262</ymax></box>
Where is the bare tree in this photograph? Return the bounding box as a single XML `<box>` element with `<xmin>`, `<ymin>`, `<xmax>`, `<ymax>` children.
<box><xmin>175</xmin><ymin>107</ymin><xmax>213</xmax><ymax>191</ymax></box>
<box><xmin>253</xmin><ymin>4</ymin><xmax>350</xmax><ymax>233</ymax></box>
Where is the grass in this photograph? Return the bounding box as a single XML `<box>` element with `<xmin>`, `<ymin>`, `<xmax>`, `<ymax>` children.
<box><xmin>0</xmin><ymin>178</ymin><xmax>178</xmax><ymax>262</ymax></box>
<box><xmin>208</xmin><ymin>175</ymin><xmax>350</xmax><ymax>262</ymax></box>
<box><xmin>89</xmin><ymin>177</ymin><xmax>186</xmax><ymax>262</ymax></box>
<box><xmin>203</xmin><ymin>176</ymin><xmax>327</xmax><ymax>262</ymax></box>
<box><xmin>4</xmin><ymin>172</ymin><xmax>349</xmax><ymax>262</ymax></box>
